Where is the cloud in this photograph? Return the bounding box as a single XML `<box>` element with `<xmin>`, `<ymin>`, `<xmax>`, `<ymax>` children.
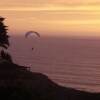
<box><xmin>0</xmin><ymin>0</ymin><xmax>100</xmax><ymax>7</ymax></box>
<box><xmin>0</xmin><ymin>5</ymin><xmax>100</xmax><ymax>12</ymax></box>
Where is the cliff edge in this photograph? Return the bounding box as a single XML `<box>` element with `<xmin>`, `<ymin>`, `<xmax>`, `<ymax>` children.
<box><xmin>0</xmin><ymin>61</ymin><xmax>100</xmax><ymax>100</ymax></box>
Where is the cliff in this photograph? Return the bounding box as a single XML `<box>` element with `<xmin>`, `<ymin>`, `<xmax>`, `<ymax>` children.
<box><xmin>0</xmin><ymin>60</ymin><xmax>100</xmax><ymax>100</ymax></box>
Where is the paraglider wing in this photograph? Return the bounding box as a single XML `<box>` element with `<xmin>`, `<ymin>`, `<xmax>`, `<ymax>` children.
<box><xmin>25</xmin><ymin>31</ymin><xmax>40</xmax><ymax>38</ymax></box>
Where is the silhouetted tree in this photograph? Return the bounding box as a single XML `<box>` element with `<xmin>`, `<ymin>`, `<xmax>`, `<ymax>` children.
<box><xmin>0</xmin><ymin>17</ymin><xmax>9</xmax><ymax>49</ymax></box>
<box><xmin>0</xmin><ymin>17</ymin><xmax>12</xmax><ymax>62</ymax></box>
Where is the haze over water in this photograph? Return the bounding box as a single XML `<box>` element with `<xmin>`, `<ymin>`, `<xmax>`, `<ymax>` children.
<box><xmin>8</xmin><ymin>36</ymin><xmax>100</xmax><ymax>92</ymax></box>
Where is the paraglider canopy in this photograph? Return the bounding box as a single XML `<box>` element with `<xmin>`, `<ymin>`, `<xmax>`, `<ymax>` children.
<box><xmin>25</xmin><ymin>31</ymin><xmax>40</xmax><ymax>51</ymax></box>
<box><xmin>25</xmin><ymin>31</ymin><xmax>40</xmax><ymax>38</ymax></box>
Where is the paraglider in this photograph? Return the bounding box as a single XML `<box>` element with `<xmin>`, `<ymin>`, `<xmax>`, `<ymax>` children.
<box><xmin>25</xmin><ymin>31</ymin><xmax>40</xmax><ymax>38</ymax></box>
<box><xmin>25</xmin><ymin>31</ymin><xmax>40</xmax><ymax>51</ymax></box>
<box><xmin>31</xmin><ymin>47</ymin><xmax>34</xmax><ymax>50</ymax></box>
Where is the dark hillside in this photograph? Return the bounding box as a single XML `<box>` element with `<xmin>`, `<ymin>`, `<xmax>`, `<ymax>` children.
<box><xmin>0</xmin><ymin>61</ymin><xmax>100</xmax><ymax>100</ymax></box>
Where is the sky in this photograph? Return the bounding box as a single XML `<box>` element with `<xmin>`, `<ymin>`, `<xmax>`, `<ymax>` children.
<box><xmin>0</xmin><ymin>0</ymin><xmax>100</xmax><ymax>37</ymax></box>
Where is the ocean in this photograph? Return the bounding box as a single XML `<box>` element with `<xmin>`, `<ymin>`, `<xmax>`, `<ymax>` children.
<box><xmin>8</xmin><ymin>36</ymin><xmax>100</xmax><ymax>92</ymax></box>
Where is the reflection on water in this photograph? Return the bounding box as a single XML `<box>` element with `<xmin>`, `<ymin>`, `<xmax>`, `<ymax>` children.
<box><xmin>8</xmin><ymin>36</ymin><xmax>100</xmax><ymax>92</ymax></box>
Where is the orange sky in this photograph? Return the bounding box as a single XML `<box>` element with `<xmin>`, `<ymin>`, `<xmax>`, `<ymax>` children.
<box><xmin>0</xmin><ymin>0</ymin><xmax>100</xmax><ymax>37</ymax></box>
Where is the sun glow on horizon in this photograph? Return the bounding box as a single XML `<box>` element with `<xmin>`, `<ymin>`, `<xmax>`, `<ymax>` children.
<box><xmin>0</xmin><ymin>1</ymin><xmax>100</xmax><ymax>37</ymax></box>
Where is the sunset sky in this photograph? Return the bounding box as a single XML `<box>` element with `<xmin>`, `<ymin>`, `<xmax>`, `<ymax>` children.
<box><xmin>0</xmin><ymin>0</ymin><xmax>100</xmax><ymax>37</ymax></box>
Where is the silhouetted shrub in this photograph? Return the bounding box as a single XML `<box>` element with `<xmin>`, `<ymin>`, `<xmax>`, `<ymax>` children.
<box><xmin>0</xmin><ymin>50</ymin><xmax>12</xmax><ymax>62</ymax></box>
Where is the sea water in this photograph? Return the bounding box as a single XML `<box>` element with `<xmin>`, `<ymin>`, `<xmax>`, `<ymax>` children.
<box><xmin>8</xmin><ymin>36</ymin><xmax>100</xmax><ymax>92</ymax></box>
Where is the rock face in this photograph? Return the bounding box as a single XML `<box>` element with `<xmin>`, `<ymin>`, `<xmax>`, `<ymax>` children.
<box><xmin>0</xmin><ymin>61</ymin><xmax>100</xmax><ymax>100</ymax></box>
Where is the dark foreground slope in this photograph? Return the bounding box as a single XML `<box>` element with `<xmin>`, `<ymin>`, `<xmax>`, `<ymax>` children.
<box><xmin>0</xmin><ymin>61</ymin><xmax>100</xmax><ymax>100</ymax></box>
